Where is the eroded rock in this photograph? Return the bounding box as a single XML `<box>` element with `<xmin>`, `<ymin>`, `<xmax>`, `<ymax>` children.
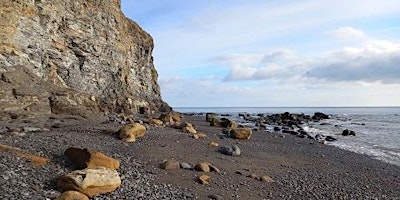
<box><xmin>65</xmin><ymin>147</ymin><xmax>120</xmax><ymax>170</ymax></box>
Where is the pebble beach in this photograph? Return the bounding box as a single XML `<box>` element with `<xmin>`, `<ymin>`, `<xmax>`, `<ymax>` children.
<box><xmin>1</xmin><ymin>114</ymin><xmax>399</xmax><ymax>199</ymax></box>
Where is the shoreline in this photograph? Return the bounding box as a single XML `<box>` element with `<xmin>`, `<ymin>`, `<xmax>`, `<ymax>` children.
<box><xmin>1</xmin><ymin>114</ymin><xmax>399</xmax><ymax>199</ymax></box>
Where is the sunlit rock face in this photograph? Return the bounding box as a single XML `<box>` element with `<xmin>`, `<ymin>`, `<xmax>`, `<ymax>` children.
<box><xmin>0</xmin><ymin>0</ymin><xmax>170</xmax><ymax>117</ymax></box>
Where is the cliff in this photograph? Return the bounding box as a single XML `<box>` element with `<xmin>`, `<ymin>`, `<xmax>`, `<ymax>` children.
<box><xmin>0</xmin><ymin>0</ymin><xmax>170</xmax><ymax>118</ymax></box>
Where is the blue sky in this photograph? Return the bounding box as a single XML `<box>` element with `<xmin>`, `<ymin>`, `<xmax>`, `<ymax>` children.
<box><xmin>121</xmin><ymin>0</ymin><xmax>400</xmax><ymax>107</ymax></box>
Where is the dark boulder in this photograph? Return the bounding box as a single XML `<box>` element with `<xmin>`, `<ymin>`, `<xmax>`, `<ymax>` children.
<box><xmin>342</xmin><ymin>129</ymin><xmax>356</xmax><ymax>136</ymax></box>
<box><xmin>312</xmin><ymin>112</ymin><xmax>330</xmax><ymax>120</ymax></box>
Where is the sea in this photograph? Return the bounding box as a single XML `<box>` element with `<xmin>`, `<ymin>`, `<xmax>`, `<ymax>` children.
<box><xmin>175</xmin><ymin>107</ymin><xmax>400</xmax><ymax>166</ymax></box>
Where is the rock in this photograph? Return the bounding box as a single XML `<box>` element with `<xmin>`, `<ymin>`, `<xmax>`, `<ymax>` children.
<box><xmin>218</xmin><ymin>146</ymin><xmax>233</xmax><ymax>156</ymax></box>
<box><xmin>210</xmin><ymin>117</ymin><xmax>222</xmax><ymax>127</ymax></box>
<box><xmin>261</xmin><ymin>175</ymin><xmax>275</xmax><ymax>183</ymax></box>
<box><xmin>180</xmin><ymin>162</ymin><xmax>193</xmax><ymax>170</ymax></box>
<box><xmin>194</xmin><ymin>162</ymin><xmax>210</xmax><ymax>172</ymax></box>
<box><xmin>230</xmin><ymin>128</ymin><xmax>252</xmax><ymax>140</ymax></box>
<box><xmin>159</xmin><ymin>112</ymin><xmax>182</xmax><ymax>126</ymax></box>
<box><xmin>247</xmin><ymin>174</ymin><xmax>261</xmax><ymax>181</ymax></box>
<box><xmin>198</xmin><ymin>174</ymin><xmax>211</xmax><ymax>185</ymax></box>
<box><xmin>160</xmin><ymin>160</ymin><xmax>180</xmax><ymax>170</ymax></box>
<box><xmin>55</xmin><ymin>191</ymin><xmax>89</xmax><ymax>200</ymax></box>
<box><xmin>149</xmin><ymin>118</ymin><xmax>164</xmax><ymax>127</ymax></box>
<box><xmin>64</xmin><ymin>147</ymin><xmax>120</xmax><ymax>170</ymax></box>
<box><xmin>325</xmin><ymin>136</ymin><xmax>337</xmax><ymax>141</ymax></box>
<box><xmin>118</xmin><ymin>122</ymin><xmax>146</xmax><ymax>142</ymax></box>
<box><xmin>273</xmin><ymin>127</ymin><xmax>281</xmax><ymax>132</ymax></box>
<box><xmin>182</xmin><ymin>123</ymin><xmax>197</xmax><ymax>134</ymax></box>
<box><xmin>342</xmin><ymin>129</ymin><xmax>356</xmax><ymax>136</ymax></box>
<box><xmin>0</xmin><ymin>0</ymin><xmax>171</xmax><ymax>118</ymax></box>
<box><xmin>0</xmin><ymin>144</ymin><xmax>49</xmax><ymax>166</ymax></box>
<box><xmin>220</xmin><ymin>118</ymin><xmax>238</xmax><ymax>128</ymax></box>
<box><xmin>206</xmin><ymin>113</ymin><xmax>217</xmax><ymax>122</ymax></box>
<box><xmin>312</xmin><ymin>112</ymin><xmax>330</xmax><ymax>120</ymax></box>
<box><xmin>205</xmin><ymin>162</ymin><xmax>221</xmax><ymax>173</ymax></box>
<box><xmin>208</xmin><ymin>194</ymin><xmax>223</xmax><ymax>200</ymax></box>
<box><xmin>231</xmin><ymin>145</ymin><xmax>241</xmax><ymax>156</ymax></box>
<box><xmin>209</xmin><ymin>141</ymin><xmax>219</xmax><ymax>147</ymax></box>
<box><xmin>192</xmin><ymin>133</ymin><xmax>207</xmax><ymax>139</ymax></box>
<box><xmin>57</xmin><ymin>166</ymin><xmax>121</xmax><ymax>198</ymax></box>
<box><xmin>218</xmin><ymin>145</ymin><xmax>241</xmax><ymax>156</ymax></box>
<box><xmin>22</xmin><ymin>127</ymin><xmax>42</xmax><ymax>133</ymax></box>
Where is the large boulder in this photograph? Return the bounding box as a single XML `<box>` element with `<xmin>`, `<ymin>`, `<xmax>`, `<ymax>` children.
<box><xmin>312</xmin><ymin>112</ymin><xmax>330</xmax><ymax>120</ymax></box>
<box><xmin>118</xmin><ymin>122</ymin><xmax>146</xmax><ymax>142</ymax></box>
<box><xmin>0</xmin><ymin>0</ymin><xmax>171</xmax><ymax>118</ymax></box>
<box><xmin>159</xmin><ymin>111</ymin><xmax>182</xmax><ymax>126</ymax></box>
<box><xmin>230</xmin><ymin>128</ymin><xmax>252</xmax><ymax>140</ymax></box>
<box><xmin>55</xmin><ymin>191</ymin><xmax>89</xmax><ymax>200</ymax></box>
<box><xmin>206</xmin><ymin>113</ymin><xmax>216</xmax><ymax>122</ymax></box>
<box><xmin>182</xmin><ymin>122</ymin><xmax>197</xmax><ymax>134</ymax></box>
<box><xmin>64</xmin><ymin>147</ymin><xmax>120</xmax><ymax>170</ymax></box>
<box><xmin>57</xmin><ymin>166</ymin><xmax>121</xmax><ymax>198</ymax></box>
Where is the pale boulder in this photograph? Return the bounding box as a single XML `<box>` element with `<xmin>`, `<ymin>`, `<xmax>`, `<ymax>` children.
<box><xmin>57</xmin><ymin>166</ymin><xmax>121</xmax><ymax>198</ymax></box>
<box><xmin>118</xmin><ymin>122</ymin><xmax>146</xmax><ymax>143</ymax></box>
<box><xmin>230</xmin><ymin>128</ymin><xmax>252</xmax><ymax>140</ymax></box>
<box><xmin>55</xmin><ymin>191</ymin><xmax>89</xmax><ymax>200</ymax></box>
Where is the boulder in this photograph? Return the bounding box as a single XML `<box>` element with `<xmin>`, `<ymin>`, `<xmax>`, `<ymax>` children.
<box><xmin>65</xmin><ymin>147</ymin><xmax>120</xmax><ymax>170</ymax></box>
<box><xmin>149</xmin><ymin>118</ymin><xmax>164</xmax><ymax>127</ymax></box>
<box><xmin>118</xmin><ymin>122</ymin><xmax>146</xmax><ymax>143</ymax></box>
<box><xmin>230</xmin><ymin>128</ymin><xmax>252</xmax><ymax>140</ymax></box>
<box><xmin>160</xmin><ymin>160</ymin><xmax>180</xmax><ymax>170</ymax></box>
<box><xmin>194</xmin><ymin>162</ymin><xmax>210</xmax><ymax>172</ymax></box>
<box><xmin>261</xmin><ymin>175</ymin><xmax>275</xmax><ymax>183</ymax></box>
<box><xmin>209</xmin><ymin>141</ymin><xmax>219</xmax><ymax>147</ymax></box>
<box><xmin>218</xmin><ymin>145</ymin><xmax>241</xmax><ymax>156</ymax></box>
<box><xmin>159</xmin><ymin>112</ymin><xmax>182</xmax><ymax>126</ymax></box>
<box><xmin>210</xmin><ymin>117</ymin><xmax>222</xmax><ymax>127</ymax></box>
<box><xmin>342</xmin><ymin>129</ymin><xmax>356</xmax><ymax>136</ymax></box>
<box><xmin>312</xmin><ymin>112</ymin><xmax>330</xmax><ymax>120</ymax></box>
<box><xmin>206</xmin><ymin>113</ymin><xmax>217</xmax><ymax>122</ymax></box>
<box><xmin>55</xmin><ymin>191</ymin><xmax>89</xmax><ymax>200</ymax></box>
<box><xmin>325</xmin><ymin>136</ymin><xmax>337</xmax><ymax>141</ymax></box>
<box><xmin>182</xmin><ymin>123</ymin><xmax>197</xmax><ymax>134</ymax></box>
<box><xmin>57</xmin><ymin>166</ymin><xmax>121</xmax><ymax>198</ymax></box>
<box><xmin>220</xmin><ymin>118</ymin><xmax>238</xmax><ymax>128</ymax></box>
<box><xmin>198</xmin><ymin>174</ymin><xmax>211</xmax><ymax>185</ymax></box>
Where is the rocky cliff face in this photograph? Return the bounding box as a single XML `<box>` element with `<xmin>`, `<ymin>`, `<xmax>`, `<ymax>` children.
<box><xmin>0</xmin><ymin>0</ymin><xmax>170</xmax><ymax>118</ymax></box>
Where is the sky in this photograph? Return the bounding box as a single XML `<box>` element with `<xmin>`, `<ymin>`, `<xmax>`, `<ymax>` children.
<box><xmin>121</xmin><ymin>0</ymin><xmax>400</xmax><ymax>107</ymax></box>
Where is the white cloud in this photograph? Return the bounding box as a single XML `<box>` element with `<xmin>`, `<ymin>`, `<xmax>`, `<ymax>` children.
<box><xmin>328</xmin><ymin>27</ymin><xmax>367</xmax><ymax>41</ymax></box>
<box><xmin>218</xmin><ymin>28</ymin><xmax>400</xmax><ymax>84</ymax></box>
<box><xmin>307</xmin><ymin>39</ymin><xmax>400</xmax><ymax>83</ymax></box>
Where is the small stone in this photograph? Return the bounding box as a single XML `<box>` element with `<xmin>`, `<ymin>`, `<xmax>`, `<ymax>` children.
<box><xmin>55</xmin><ymin>191</ymin><xmax>89</xmax><ymax>200</ymax></box>
<box><xmin>209</xmin><ymin>141</ymin><xmax>219</xmax><ymax>147</ymax></box>
<box><xmin>261</xmin><ymin>175</ymin><xmax>275</xmax><ymax>183</ymax></box>
<box><xmin>160</xmin><ymin>160</ymin><xmax>180</xmax><ymax>170</ymax></box>
<box><xmin>194</xmin><ymin>162</ymin><xmax>210</xmax><ymax>172</ymax></box>
<box><xmin>231</xmin><ymin>145</ymin><xmax>241</xmax><ymax>156</ymax></box>
<box><xmin>22</xmin><ymin>127</ymin><xmax>42</xmax><ymax>132</ymax></box>
<box><xmin>247</xmin><ymin>174</ymin><xmax>260</xmax><ymax>181</ymax></box>
<box><xmin>208</xmin><ymin>194</ymin><xmax>223</xmax><ymax>200</ymax></box>
<box><xmin>192</xmin><ymin>134</ymin><xmax>199</xmax><ymax>139</ymax></box>
<box><xmin>198</xmin><ymin>174</ymin><xmax>211</xmax><ymax>185</ymax></box>
<box><xmin>180</xmin><ymin>162</ymin><xmax>192</xmax><ymax>170</ymax></box>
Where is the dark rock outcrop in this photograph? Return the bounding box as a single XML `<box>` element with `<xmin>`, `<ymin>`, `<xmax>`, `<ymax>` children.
<box><xmin>0</xmin><ymin>0</ymin><xmax>170</xmax><ymax>118</ymax></box>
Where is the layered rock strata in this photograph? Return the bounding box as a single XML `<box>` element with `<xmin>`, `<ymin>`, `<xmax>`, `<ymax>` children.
<box><xmin>0</xmin><ymin>0</ymin><xmax>170</xmax><ymax>118</ymax></box>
